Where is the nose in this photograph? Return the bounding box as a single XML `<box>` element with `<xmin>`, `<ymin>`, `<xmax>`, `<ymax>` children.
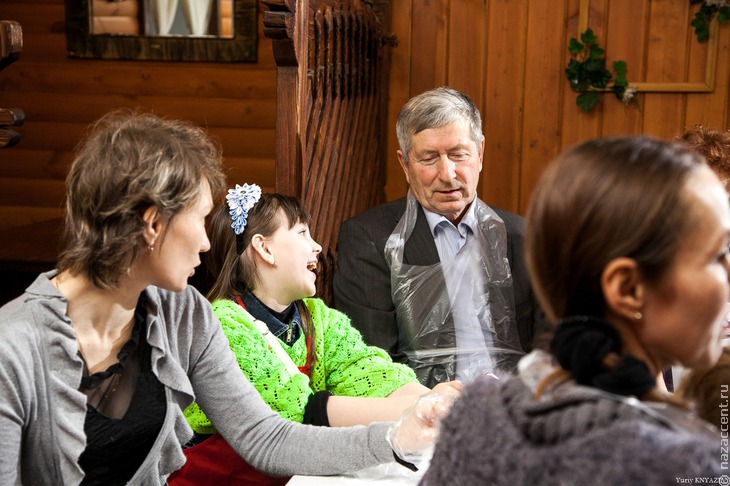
<box><xmin>312</xmin><ymin>237</ymin><xmax>322</xmax><ymax>254</ymax></box>
<box><xmin>435</xmin><ymin>155</ymin><xmax>457</xmax><ymax>181</ymax></box>
<box><xmin>200</xmin><ymin>232</ymin><xmax>211</xmax><ymax>253</ymax></box>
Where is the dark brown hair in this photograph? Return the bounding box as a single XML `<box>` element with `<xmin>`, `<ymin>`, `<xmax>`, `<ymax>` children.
<box><xmin>526</xmin><ymin>136</ymin><xmax>705</xmax><ymax>405</ymax></box>
<box><xmin>57</xmin><ymin>110</ymin><xmax>226</xmax><ymax>289</ymax></box>
<box><xmin>526</xmin><ymin>136</ymin><xmax>703</xmax><ymax>324</ymax></box>
<box><xmin>206</xmin><ymin>192</ymin><xmax>316</xmax><ymax>360</ymax></box>
<box><xmin>206</xmin><ymin>193</ymin><xmax>312</xmax><ymax>300</ymax></box>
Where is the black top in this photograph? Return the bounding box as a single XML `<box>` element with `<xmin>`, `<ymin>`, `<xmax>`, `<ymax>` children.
<box><xmin>78</xmin><ymin>297</ymin><xmax>166</xmax><ymax>486</ymax></box>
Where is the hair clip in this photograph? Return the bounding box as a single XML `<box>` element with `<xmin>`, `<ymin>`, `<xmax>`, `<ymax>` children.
<box><xmin>226</xmin><ymin>183</ymin><xmax>262</xmax><ymax>236</ymax></box>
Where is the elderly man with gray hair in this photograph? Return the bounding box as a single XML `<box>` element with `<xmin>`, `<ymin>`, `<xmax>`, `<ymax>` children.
<box><xmin>334</xmin><ymin>87</ymin><xmax>545</xmax><ymax>387</ymax></box>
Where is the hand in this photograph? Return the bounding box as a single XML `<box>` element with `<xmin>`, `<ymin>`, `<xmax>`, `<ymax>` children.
<box><xmin>430</xmin><ymin>380</ymin><xmax>464</xmax><ymax>400</ymax></box>
<box><xmin>386</xmin><ymin>383</ymin><xmax>462</xmax><ymax>465</ymax></box>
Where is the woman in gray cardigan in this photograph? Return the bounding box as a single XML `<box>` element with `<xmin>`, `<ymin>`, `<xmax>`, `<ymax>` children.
<box><xmin>0</xmin><ymin>111</ymin><xmax>446</xmax><ymax>485</ymax></box>
<box><xmin>423</xmin><ymin>136</ymin><xmax>729</xmax><ymax>485</ymax></box>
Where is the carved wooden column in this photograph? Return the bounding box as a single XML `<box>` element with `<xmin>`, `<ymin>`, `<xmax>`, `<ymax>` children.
<box><xmin>263</xmin><ymin>0</ymin><xmax>392</xmax><ymax>304</ymax></box>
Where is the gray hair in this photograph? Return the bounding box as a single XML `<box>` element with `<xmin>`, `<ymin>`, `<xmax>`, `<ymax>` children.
<box><xmin>396</xmin><ymin>87</ymin><xmax>484</xmax><ymax>164</ymax></box>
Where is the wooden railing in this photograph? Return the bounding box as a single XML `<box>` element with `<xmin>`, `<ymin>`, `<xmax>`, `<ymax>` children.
<box><xmin>0</xmin><ymin>20</ymin><xmax>23</xmax><ymax>149</ymax></box>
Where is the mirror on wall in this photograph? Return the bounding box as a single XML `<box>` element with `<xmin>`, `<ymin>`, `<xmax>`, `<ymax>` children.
<box><xmin>66</xmin><ymin>0</ymin><xmax>257</xmax><ymax>62</ymax></box>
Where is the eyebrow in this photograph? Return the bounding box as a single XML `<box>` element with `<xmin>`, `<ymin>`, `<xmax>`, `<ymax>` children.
<box><xmin>414</xmin><ymin>144</ymin><xmax>471</xmax><ymax>156</ymax></box>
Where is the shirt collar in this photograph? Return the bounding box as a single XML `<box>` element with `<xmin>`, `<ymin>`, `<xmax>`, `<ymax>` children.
<box><xmin>241</xmin><ymin>289</ymin><xmax>301</xmax><ymax>345</ymax></box>
<box><xmin>422</xmin><ymin>199</ymin><xmax>479</xmax><ymax>237</ymax></box>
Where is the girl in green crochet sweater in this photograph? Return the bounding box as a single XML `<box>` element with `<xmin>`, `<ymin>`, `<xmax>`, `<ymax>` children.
<box><xmin>176</xmin><ymin>185</ymin><xmax>461</xmax><ymax>483</ymax></box>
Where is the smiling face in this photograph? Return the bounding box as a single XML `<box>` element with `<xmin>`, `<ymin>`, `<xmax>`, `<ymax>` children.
<box><xmin>639</xmin><ymin>166</ymin><xmax>730</xmax><ymax>370</ymax></box>
<box><xmin>398</xmin><ymin>118</ymin><xmax>484</xmax><ymax>223</ymax></box>
<box><xmin>264</xmin><ymin>214</ymin><xmax>322</xmax><ymax>305</ymax></box>
<box><xmin>146</xmin><ymin>180</ymin><xmax>214</xmax><ymax>292</ymax></box>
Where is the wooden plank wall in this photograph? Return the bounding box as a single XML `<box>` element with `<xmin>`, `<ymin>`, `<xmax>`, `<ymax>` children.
<box><xmin>0</xmin><ymin>0</ymin><xmax>729</xmax><ymax>233</ymax></box>
<box><xmin>0</xmin><ymin>0</ymin><xmax>277</xmax><ymax>234</ymax></box>
<box><xmin>385</xmin><ymin>0</ymin><xmax>730</xmax><ymax>214</ymax></box>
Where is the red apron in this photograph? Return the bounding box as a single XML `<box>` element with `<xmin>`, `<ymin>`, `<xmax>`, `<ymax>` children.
<box><xmin>167</xmin><ymin>432</ymin><xmax>290</xmax><ymax>486</ymax></box>
<box><xmin>169</xmin><ymin>296</ymin><xmax>313</xmax><ymax>485</ymax></box>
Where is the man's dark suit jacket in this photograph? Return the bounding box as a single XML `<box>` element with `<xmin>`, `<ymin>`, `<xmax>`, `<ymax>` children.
<box><xmin>333</xmin><ymin>197</ymin><xmax>545</xmax><ymax>386</ymax></box>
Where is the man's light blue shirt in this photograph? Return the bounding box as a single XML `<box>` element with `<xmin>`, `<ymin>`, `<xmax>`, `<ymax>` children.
<box><xmin>422</xmin><ymin>200</ymin><xmax>479</xmax><ymax>261</ymax></box>
<box><xmin>422</xmin><ymin>200</ymin><xmax>494</xmax><ymax>380</ymax></box>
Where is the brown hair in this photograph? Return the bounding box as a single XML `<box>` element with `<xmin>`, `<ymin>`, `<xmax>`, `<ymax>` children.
<box><xmin>206</xmin><ymin>192</ymin><xmax>316</xmax><ymax>361</ymax></box>
<box><xmin>57</xmin><ymin>110</ymin><xmax>226</xmax><ymax>289</ymax></box>
<box><xmin>526</xmin><ymin>136</ymin><xmax>702</xmax><ymax>325</ymax></box>
<box><xmin>206</xmin><ymin>193</ymin><xmax>312</xmax><ymax>300</ymax></box>
<box><xmin>526</xmin><ymin>136</ymin><xmax>705</xmax><ymax>405</ymax></box>
<box><xmin>678</xmin><ymin>124</ymin><xmax>730</xmax><ymax>190</ymax></box>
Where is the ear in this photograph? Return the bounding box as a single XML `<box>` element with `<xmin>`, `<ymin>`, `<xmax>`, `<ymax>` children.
<box><xmin>477</xmin><ymin>139</ymin><xmax>485</xmax><ymax>172</ymax></box>
<box><xmin>601</xmin><ymin>257</ymin><xmax>645</xmax><ymax>321</ymax></box>
<box><xmin>397</xmin><ymin>150</ymin><xmax>411</xmax><ymax>185</ymax></box>
<box><xmin>142</xmin><ymin>206</ymin><xmax>162</xmax><ymax>248</ymax></box>
<box><xmin>249</xmin><ymin>233</ymin><xmax>276</xmax><ymax>266</ymax></box>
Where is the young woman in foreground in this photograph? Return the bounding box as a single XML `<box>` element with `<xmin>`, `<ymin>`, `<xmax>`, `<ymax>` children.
<box><xmin>422</xmin><ymin>136</ymin><xmax>728</xmax><ymax>485</ymax></box>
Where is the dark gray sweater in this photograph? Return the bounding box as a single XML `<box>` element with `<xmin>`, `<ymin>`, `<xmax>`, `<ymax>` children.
<box><xmin>422</xmin><ymin>375</ymin><xmax>723</xmax><ymax>485</ymax></box>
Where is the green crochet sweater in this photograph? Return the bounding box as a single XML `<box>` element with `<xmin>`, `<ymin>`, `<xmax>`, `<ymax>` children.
<box><xmin>185</xmin><ymin>298</ymin><xmax>418</xmax><ymax>433</ymax></box>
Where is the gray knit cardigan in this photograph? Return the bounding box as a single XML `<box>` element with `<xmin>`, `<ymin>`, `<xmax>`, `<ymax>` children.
<box><xmin>422</xmin><ymin>374</ymin><xmax>724</xmax><ymax>485</ymax></box>
<box><xmin>0</xmin><ymin>272</ymin><xmax>394</xmax><ymax>485</ymax></box>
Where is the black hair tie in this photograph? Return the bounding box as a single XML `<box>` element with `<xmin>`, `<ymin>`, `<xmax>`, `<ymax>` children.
<box><xmin>550</xmin><ymin>316</ymin><xmax>656</xmax><ymax>397</ymax></box>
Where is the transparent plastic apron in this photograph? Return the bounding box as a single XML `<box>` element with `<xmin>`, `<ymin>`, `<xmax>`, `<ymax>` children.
<box><xmin>384</xmin><ymin>192</ymin><xmax>525</xmax><ymax>385</ymax></box>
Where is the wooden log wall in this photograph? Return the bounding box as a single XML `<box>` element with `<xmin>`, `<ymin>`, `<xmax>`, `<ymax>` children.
<box><xmin>92</xmin><ymin>0</ymin><xmax>139</xmax><ymax>35</ymax></box>
<box><xmin>0</xmin><ymin>0</ymin><xmax>277</xmax><ymax>237</ymax></box>
<box><xmin>0</xmin><ymin>0</ymin><xmax>729</xmax><ymax>302</ymax></box>
<box><xmin>0</xmin><ymin>0</ymin><xmax>278</xmax><ymax>302</ymax></box>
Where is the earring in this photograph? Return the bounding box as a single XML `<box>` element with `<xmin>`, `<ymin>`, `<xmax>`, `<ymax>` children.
<box><xmin>149</xmin><ymin>245</ymin><xmax>154</xmax><ymax>254</ymax></box>
<box><xmin>634</xmin><ymin>311</ymin><xmax>643</xmax><ymax>320</ymax></box>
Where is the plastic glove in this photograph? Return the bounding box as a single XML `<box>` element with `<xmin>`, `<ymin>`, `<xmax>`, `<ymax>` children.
<box><xmin>386</xmin><ymin>382</ymin><xmax>463</xmax><ymax>469</ymax></box>
<box><xmin>430</xmin><ymin>380</ymin><xmax>464</xmax><ymax>400</ymax></box>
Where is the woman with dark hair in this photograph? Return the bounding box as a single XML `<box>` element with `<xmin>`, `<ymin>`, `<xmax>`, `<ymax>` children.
<box><xmin>0</xmin><ymin>110</ymin><xmax>455</xmax><ymax>485</ymax></box>
<box><xmin>422</xmin><ymin>136</ymin><xmax>728</xmax><ymax>485</ymax></box>
<box><xmin>174</xmin><ymin>186</ymin><xmax>461</xmax><ymax>483</ymax></box>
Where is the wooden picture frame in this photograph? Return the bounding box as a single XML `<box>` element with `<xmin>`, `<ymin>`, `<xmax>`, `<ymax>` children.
<box><xmin>578</xmin><ymin>0</ymin><xmax>718</xmax><ymax>92</ymax></box>
<box><xmin>65</xmin><ymin>0</ymin><xmax>258</xmax><ymax>62</ymax></box>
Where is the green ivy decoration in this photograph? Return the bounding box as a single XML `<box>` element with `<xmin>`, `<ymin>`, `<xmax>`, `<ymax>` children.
<box><xmin>565</xmin><ymin>29</ymin><xmax>635</xmax><ymax>112</ymax></box>
<box><xmin>691</xmin><ymin>0</ymin><xmax>730</xmax><ymax>42</ymax></box>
